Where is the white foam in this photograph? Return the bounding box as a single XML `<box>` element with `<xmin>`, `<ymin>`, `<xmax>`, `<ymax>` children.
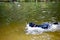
<box><xmin>25</xmin><ymin>23</ymin><xmax>60</xmax><ymax>35</ymax></box>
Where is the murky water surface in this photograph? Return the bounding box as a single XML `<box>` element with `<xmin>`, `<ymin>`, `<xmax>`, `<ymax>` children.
<box><xmin>0</xmin><ymin>24</ymin><xmax>60</xmax><ymax>40</ymax></box>
<box><xmin>0</xmin><ymin>2</ymin><xmax>60</xmax><ymax>40</ymax></box>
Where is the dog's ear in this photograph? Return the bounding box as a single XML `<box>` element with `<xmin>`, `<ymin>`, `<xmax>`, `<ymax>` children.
<box><xmin>53</xmin><ymin>22</ymin><xmax>58</xmax><ymax>24</ymax></box>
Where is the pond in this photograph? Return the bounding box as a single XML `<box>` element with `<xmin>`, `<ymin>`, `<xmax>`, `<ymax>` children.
<box><xmin>0</xmin><ymin>2</ymin><xmax>60</xmax><ymax>40</ymax></box>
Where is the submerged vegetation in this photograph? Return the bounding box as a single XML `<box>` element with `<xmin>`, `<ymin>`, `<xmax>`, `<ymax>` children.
<box><xmin>0</xmin><ymin>2</ymin><xmax>60</xmax><ymax>25</ymax></box>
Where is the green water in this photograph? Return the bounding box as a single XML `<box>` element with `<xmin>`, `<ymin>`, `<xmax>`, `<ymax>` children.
<box><xmin>0</xmin><ymin>2</ymin><xmax>60</xmax><ymax>40</ymax></box>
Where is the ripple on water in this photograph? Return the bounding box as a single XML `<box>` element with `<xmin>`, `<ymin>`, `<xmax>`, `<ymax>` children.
<box><xmin>30</xmin><ymin>33</ymin><xmax>51</xmax><ymax>40</ymax></box>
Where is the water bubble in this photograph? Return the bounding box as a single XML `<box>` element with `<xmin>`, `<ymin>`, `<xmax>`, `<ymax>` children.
<box><xmin>42</xmin><ymin>11</ymin><xmax>47</xmax><ymax>13</ymax></box>
<box><xmin>14</xmin><ymin>2</ymin><xmax>21</xmax><ymax>7</ymax></box>
<box><xmin>17</xmin><ymin>4</ymin><xmax>21</xmax><ymax>7</ymax></box>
